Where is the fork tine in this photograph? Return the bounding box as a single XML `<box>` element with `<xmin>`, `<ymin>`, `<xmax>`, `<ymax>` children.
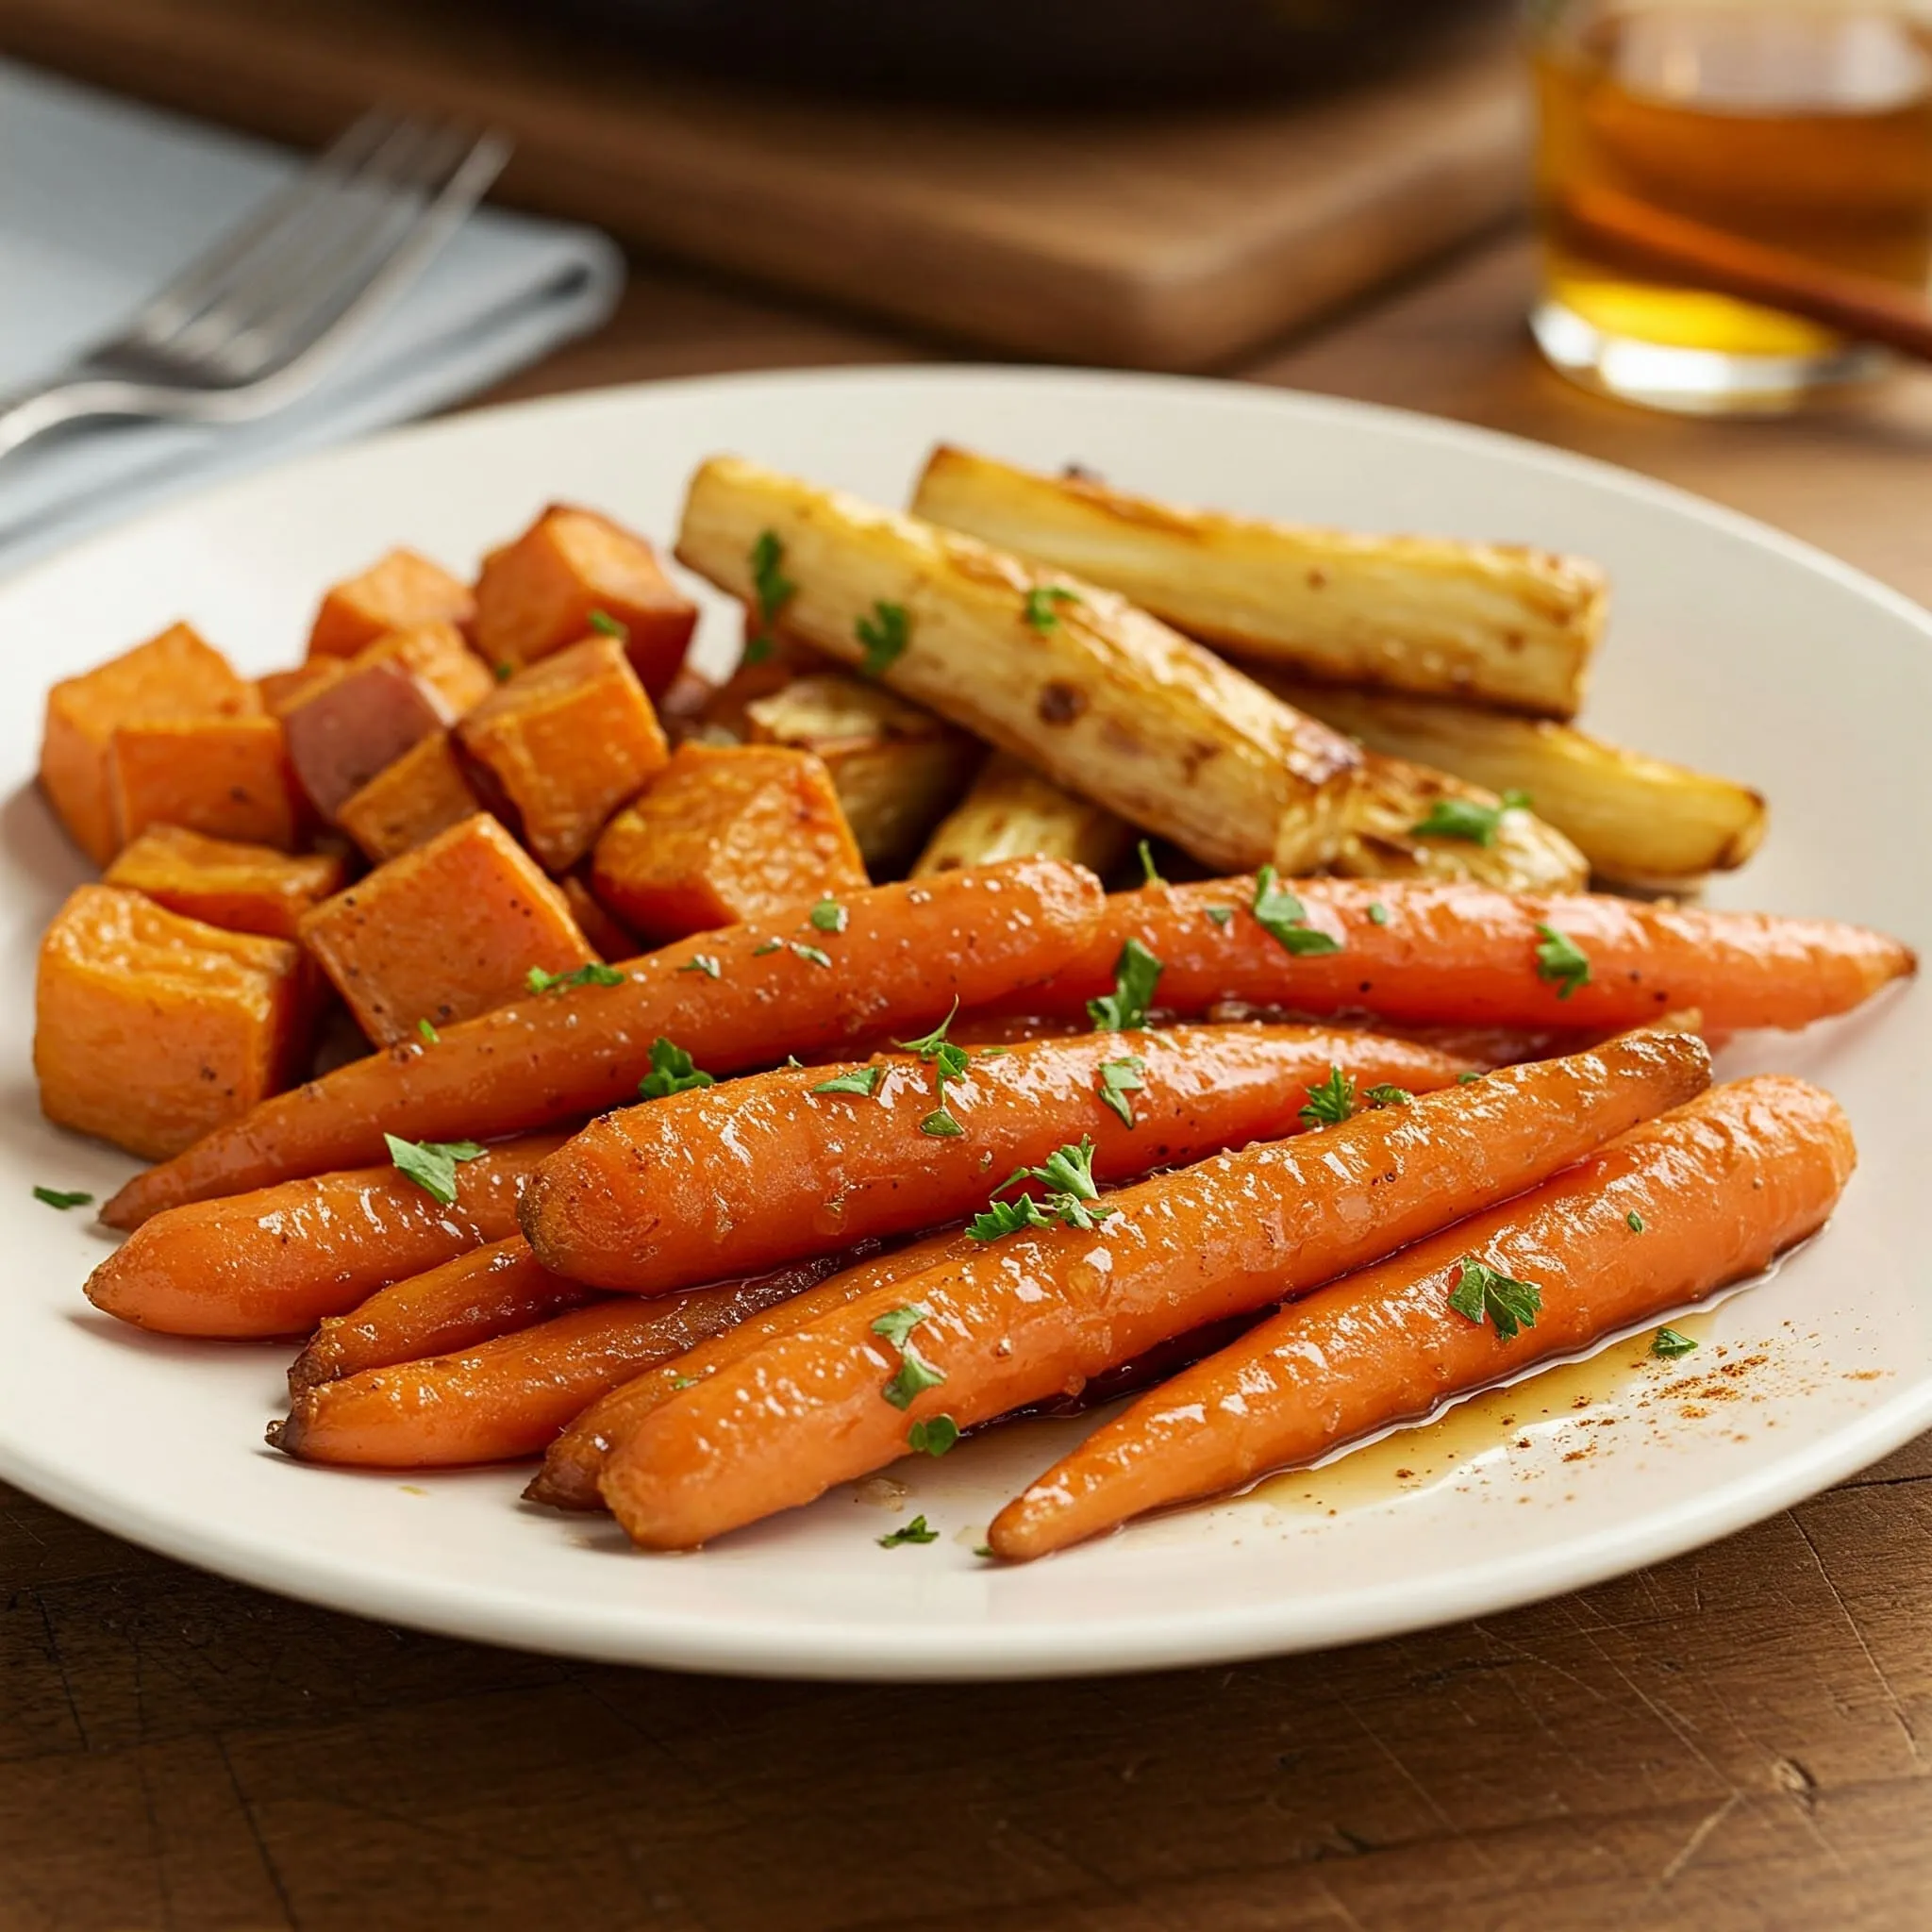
<box><xmin>128</xmin><ymin>111</ymin><xmax>401</xmax><ymax>347</ymax></box>
<box><xmin>206</xmin><ymin>126</ymin><xmax>509</xmax><ymax>391</ymax></box>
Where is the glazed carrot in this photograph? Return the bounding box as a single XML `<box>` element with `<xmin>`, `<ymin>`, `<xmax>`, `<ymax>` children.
<box><xmin>271</xmin><ymin>1257</ymin><xmax>842</xmax><ymax>1468</ymax></box>
<box><xmin>991</xmin><ymin>1075</ymin><xmax>1855</xmax><ymax>1557</ymax></box>
<box><xmin>523</xmin><ymin>1023</ymin><xmax>1475</xmax><ymax>1293</ymax></box>
<box><xmin>996</xmin><ymin>876</ymin><xmax>1914</xmax><ymax>1034</ymax></box>
<box><xmin>84</xmin><ymin>1133</ymin><xmax>570</xmax><ymax>1338</ymax></box>
<box><xmin>102</xmin><ymin>858</ymin><xmax>1107</xmax><ymax>1228</ymax></box>
<box><xmin>599</xmin><ymin>1026</ymin><xmax>1711</xmax><ymax>1548</ymax></box>
<box><xmin>288</xmin><ymin>1238</ymin><xmax>599</xmax><ymax>1391</ymax></box>
<box><xmin>526</xmin><ymin>1227</ymin><xmax>976</xmax><ymax>1510</ymax></box>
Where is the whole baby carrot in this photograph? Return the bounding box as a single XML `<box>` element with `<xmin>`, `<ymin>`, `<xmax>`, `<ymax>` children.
<box><xmin>84</xmin><ymin>1133</ymin><xmax>570</xmax><ymax>1338</ymax></box>
<box><xmin>522</xmin><ymin>1024</ymin><xmax>1474</xmax><ymax>1293</ymax></box>
<box><xmin>102</xmin><ymin>858</ymin><xmax>1107</xmax><ymax>1228</ymax></box>
<box><xmin>599</xmin><ymin>1026</ymin><xmax>1712</xmax><ymax>1549</ymax></box>
<box><xmin>288</xmin><ymin>1238</ymin><xmax>599</xmax><ymax>1391</ymax></box>
<box><xmin>525</xmin><ymin>1228</ymin><xmax>976</xmax><ymax>1511</ymax></box>
<box><xmin>270</xmin><ymin>1258</ymin><xmax>841</xmax><ymax>1469</ymax></box>
<box><xmin>991</xmin><ymin>1075</ymin><xmax>1855</xmax><ymax>1557</ymax></box>
<box><xmin>996</xmin><ymin>876</ymin><xmax>1914</xmax><ymax>1034</ymax></box>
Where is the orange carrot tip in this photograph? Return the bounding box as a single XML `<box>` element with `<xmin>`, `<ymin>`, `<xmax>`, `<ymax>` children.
<box><xmin>989</xmin><ymin>1074</ymin><xmax>1856</xmax><ymax>1560</ymax></box>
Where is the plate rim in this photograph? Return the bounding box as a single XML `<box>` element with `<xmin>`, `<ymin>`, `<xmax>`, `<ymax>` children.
<box><xmin>1</xmin><ymin>362</ymin><xmax>1926</xmax><ymax>1681</ymax></box>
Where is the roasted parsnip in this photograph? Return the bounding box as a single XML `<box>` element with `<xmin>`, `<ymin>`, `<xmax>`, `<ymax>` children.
<box><xmin>1260</xmin><ymin>675</ymin><xmax>1767</xmax><ymax>887</ymax></box>
<box><xmin>910</xmin><ymin>445</ymin><xmax>1607</xmax><ymax>720</ymax></box>
<box><xmin>742</xmin><ymin>672</ymin><xmax>981</xmax><ymax>872</ymax></box>
<box><xmin>675</xmin><ymin>458</ymin><xmax>1360</xmax><ymax>874</ymax></box>
<box><xmin>1334</xmin><ymin>753</ymin><xmax>1590</xmax><ymax>895</ymax></box>
<box><xmin>913</xmin><ymin>749</ymin><xmax>1135</xmax><ymax>878</ymax></box>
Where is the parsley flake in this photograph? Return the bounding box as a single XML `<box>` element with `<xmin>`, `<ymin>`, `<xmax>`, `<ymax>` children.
<box><xmin>586</xmin><ymin>608</ymin><xmax>628</xmax><ymax>640</ymax></box>
<box><xmin>670</xmin><ymin>1374</ymin><xmax>700</xmax><ymax>1390</ymax></box>
<box><xmin>908</xmin><ymin>1414</ymin><xmax>959</xmax><ymax>1457</ymax></box>
<box><xmin>752</xmin><ymin>939</ymin><xmax>784</xmax><ymax>956</ymax></box>
<box><xmin>1022</xmin><ymin>585</ymin><xmax>1080</xmax><ymax>632</ymax></box>
<box><xmin>32</xmin><ymin>1186</ymin><xmax>92</xmax><ymax>1210</ymax></box>
<box><xmin>746</xmin><ymin>530</ymin><xmax>795</xmax><ymax>662</ymax></box>
<box><xmin>808</xmin><ymin>897</ymin><xmax>848</xmax><ymax>934</ymax></box>
<box><xmin>1206</xmin><ymin>906</ymin><xmax>1235</xmax><ymax>928</ymax></box>
<box><xmin>638</xmin><ymin>1037</ymin><xmax>715</xmax><ymax>1100</ymax></box>
<box><xmin>966</xmin><ymin>1195</ymin><xmax>1053</xmax><ymax>1241</ymax></box>
<box><xmin>1368</xmin><ymin>901</ymin><xmax>1391</xmax><ymax>926</ymax></box>
<box><xmin>1447</xmin><ymin>1257</ymin><xmax>1543</xmax><ymax>1341</ymax></box>
<box><xmin>526</xmin><ymin>961</ymin><xmax>626</xmax><ymax>995</ymax></box>
<box><xmin>1534</xmin><ymin>924</ymin><xmax>1592</xmax><ymax>1000</ymax></box>
<box><xmin>856</xmin><ymin>599</ymin><xmax>909</xmax><ymax>678</ymax></box>
<box><xmin>873</xmin><ymin>1305</ymin><xmax>947</xmax><ymax>1407</ymax></box>
<box><xmin>1252</xmin><ymin>866</ymin><xmax>1342</xmax><ymax>957</ymax></box>
<box><xmin>920</xmin><ymin>1110</ymin><xmax>965</xmax><ymax>1138</ymax></box>
<box><xmin>1136</xmin><ymin>839</ymin><xmax>1165</xmax><ymax>887</ymax></box>
<box><xmin>1363</xmin><ymin>1084</ymin><xmax>1413</xmax><ymax>1108</ymax></box>
<box><xmin>1409</xmin><ymin>789</ymin><xmax>1530</xmax><ymax>847</ymax></box>
<box><xmin>1088</xmin><ymin>936</ymin><xmax>1162</xmax><ymax>1031</ymax></box>
<box><xmin>1298</xmin><ymin>1064</ymin><xmax>1356</xmax><ymax>1129</ymax></box>
<box><xmin>897</xmin><ymin>999</ymin><xmax>974</xmax><ymax>1137</ymax></box>
<box><xmin>416</xmin><ymin>1018</ymin><xmax>440</xmax><ymax>1045</ymax></box>
<box><xmin>679</xmin><ymin>955</ymin><xmax>722</xmax><ymax>979</ymax></box>
<box><xmin>1457</xmin><ymin>1070</ymin><xmax>1484</xmax><ymax>1085</ymax></box>
<box><xmin>791</xmin><ymin>941</ymin><xmax>832</xmax><ymax>968</ymax></box>
<box><xmin>812</xmin><ymin>1066</ymin><xmax>883</xmax><ymax>1098</ymax></box>
<box><xmin>974</xmin><ymin>1138</ymin><xmax>1112</xmax><ymax>1240</ymax></box>
<box><xmin>492</xmin><ymin>660</ymin><xmax>513</xmax><ymax>683</ymax></box>
<box><xmin>1097</xmin><ymin>1055</ymin><xmax>1146</xmax><ymax>1128</ymax></box>
<box><xmin>878</xmin><ymin>1515</ymin><xmax>939</xmax><ymax>1547</ymax></box>
<box><xmin>873</xmin><ymin>1305</ymin><xmax>929</xmax><ymax>1349</ymax></box>
<box><xmin>384</xmin><ymin>1134</ymin><xmax>487</xmax><ymax>1207</ymax></box>
<box><xmin>1651</xmin><ymin>1326</ymin><xmax>1697</xmax><ymax>1359</ymax></box>
<box><xmin>1627</xmin><ymin>1209</ymin><xmax>1647</xmax><ymax>1233</ymax></box>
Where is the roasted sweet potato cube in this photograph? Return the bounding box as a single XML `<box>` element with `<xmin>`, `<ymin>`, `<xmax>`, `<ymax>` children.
<box><xmin>335</xmin><ymin>732</ymin><xmax>482</xmax><ymax>863</ymax></box>
<box><xmin>591</xmin><ymin>743</ymin><xmax>869</xmax><ymax>942</ymax></box>
<box><xmin>35</xmin><ymin>884</ymin><xmax>311</xmax><ymax>1159</ymax></box>
<box><xmin>40</xmin><ymin>624</ymin><xmax>258</xmax><ymax>864</ymax></box>
<box><xmin>259</xmin><ymin>659</ymin><xmax>347</xmax><ymax>718</ymax></box>
<box><xmin>307</xmin><ymin>548</ymin><xmax>475</xmax><ymax>660</ymax></box>
<box><xmin>297</xmin><ymin>813</ymin><xmax>595</xmax><ymax>1046</ymax></box>
<box><xmin>356</xmin><ymin>620</ymin><xmax>495</xmax><ymax>716</ymax></box>
<box><xmin>106</xmin><ymin>825</ymin><xmax>346</xmax><ymax>941</ymax></box>
<box><xmin>108</xmin><ymin>714</ymin><xmax>302</xmax><ymax>852</ymax></box>
<box><xmin>559</xmin><ymin>874</ymin><xmax>639</xmax><ymax>961</ymax></box>
<box><xmin>457</xmin><ymin>636</ymin><xmax>669</xmax><ymax>872</ymax></box>
<box><xmin>473</xmin><ymin>506</ymin><xmax>696</xmax><ymax>698</ymax></box>
<box><xmin>283</xmin><ymin>660</ymin><xmax>455</xmax><ymax>821</ymax></box>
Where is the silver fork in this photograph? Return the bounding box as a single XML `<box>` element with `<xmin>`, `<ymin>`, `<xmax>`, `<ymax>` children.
<box><xmin>0</xmin><ymin>112</ymin><xmax>510</xmax><ymax>461</ymax></box>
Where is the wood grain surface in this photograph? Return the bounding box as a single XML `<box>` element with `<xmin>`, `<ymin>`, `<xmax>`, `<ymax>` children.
<box><xmin>6</xmin><ymin>238</ymin><xmax>1932</xmax><ymax>1930</ymax></box>
<box><xmin>0</xmin><ymin>0</ymin><xmax>1525</xmax><ymax>370</ymax></box>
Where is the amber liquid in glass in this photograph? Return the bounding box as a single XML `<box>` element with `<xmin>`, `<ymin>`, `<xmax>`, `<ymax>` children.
<box><xmin>1533</xmin><ymin>5</ymin><xmax>1932</xmax><ymax>400</ymax></box>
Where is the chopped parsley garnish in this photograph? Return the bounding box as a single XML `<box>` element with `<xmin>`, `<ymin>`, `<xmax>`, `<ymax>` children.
<box><xmin>1534</xmin><ymin>924</ymin><xmax>1591</xmax><ymax>1000</ymax></box>
<box><xmin>32</xmin><ymin>1186</ymin><xmax>92</xmax><ymax>1210</ymax></box>
<box><xmin>908</xmin><ymin>1415</ymin><xmax>959</xmax><ymax>1457</ymax></box>
<box><xmin>1205</xmin><ymin>906</ymin><xmax>1235</xmax><ymax>928</ymax></box>
<box><xmin>1022</xmin><ymin>585</ymin><xmax>1079</xmax><ymax>632</ymax></box>
<box><xmin>973</xmin><ymin>1543</ymin><xmax>994</xmax><ymax>1558</ymax></box>
<box><xmin>1409</xmin><ymin>790</ymin><xmax>1530</xmax><ymax>847</ymax></box>
<box><xmin>416</xmin><ymin>1019</ymin><xmax>440</xmax><ymax>1045</ymax></box>
<box><xmin>1088</xmin><ymin>936</ymin><xmax>1162</xmax><ymax>1031</ymax></box>
<box><xmin>492</xmin><ymin>660</ymin><xmax>513</xmax><ymax>682</ymax></box>
<box><xmin>791</xmin><ymin>941</ymin><xmax>832</xmax><ymax>968</ymax></box>
<box><xmin>1298</xmin><ymin>1064</ymin><xmax>1356</xmax><ymax>1129</ymax></box>
<box><xmin>752</xmin><ymin>939</ymin><xmax>783</xmax><ymax>956</ymax></box>
<box><xmin>1363</xmin><ymin>1084</ymin><xmax>1412</xmax><ymax>1108</ymax></box>
<box><xmin>746</xmin><ymin>530</ymin><xmax>794</xmax><ymax>662</ymax></box>
<box><xmin>920</xmin><ymin>1110</ymin><xmax>965</xmax><ymax>1137</ymax></box>
<box><xmin>1651</xmin><ymin>1326</ymin><xmax>1697</xmax><ymax>1359</ymax></box>
<box><xmin>898</xmin><ymin>999</ymin><xmax>974</xmax><ymax>1135</ymax></box>
<box><xmin>878</xmin><ymin>1515</ymin><xmax>939</xmax><ymax>1547</ymax></box>
<box><xmin>1097</xmin><ymin>1055</ymin><xmax>1146</xmax><ymax>1128</ymax></box>
<box><xmin>679</xmin><ymin>955</ymin><xmax>722</xmax><ymax>979</ymax></box>
<box><xmin>874</xmin><ymin>1305</ymin><xmax>947</xmax><ymax>1407</ymax></box>
<box><xmin>970</xmin><ymin>1138</ymin><xmax>1111</xmax><ymax>1241</ymax></box>
<box><xmin>384</xmin><ymin>1134</ymin><xmax>487</xmax><ymax>1207</ymax></box>
<box><xmin>637</xmin><ymin>1037</ymin><xmax>715</xmax><ymax>1100</ymax></box>
<box><xmin>1457</xmin><ymin>1070</ymin><xmax>1484</xmax><ymax>1085</ymax></box>
<box><xmin>812</xmin><ymin>1066</ymin><xmax>883</xmax><ymax>1097</ymax></box>
<box><xmin>1368</xmin><ymin>901</ymin><xmax>1391</xmax><ymax>926</ymax></box>
<box><xmin>586</xmin><ymin>608</ymin><xmax>628</xmax><ymax>640</ymax></box>
<box><xmin>526</xmin><ymin>961</ymin><xmax>626</xmax><ymax>995</ymax></box>
<box><xmin>1136</xmin><ymin>839</ymin><xmax>1164</xmax><ymax>887</ymax></box>
<box><xmin>1252</xmin><ymin>866</ymin><xmax>1342</xmax><ymax>957</ymax></box>
<box><xmin>1627</xmin><ymin>1209</ymin><xmax>1647</xmax><ymax>1233</ymax></box>
<box><xmin>1448</xmin><ymin>1257</ymin><xmax>1543</xmax><ymax>1341</ymax></box>
<box><xmin>808</xmin><ymin>897</ymin><xmax>848</xmax><ymax>934</ymax></box>
<box><xmin>670</xmin><ymin>1374</ymin><xmax>700</xmax><ymax>1390</ymax></box>
<box><xmin>856</xmin><ymin>599</ymin><xmax>909</xmax><ymax>678</ymax></box>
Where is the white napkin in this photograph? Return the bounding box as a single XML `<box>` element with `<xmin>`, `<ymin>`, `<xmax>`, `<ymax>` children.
<box><xmin>0</xmin><ymin>61</ymin><xmax>625</xmax><ymax>578</ymax></box>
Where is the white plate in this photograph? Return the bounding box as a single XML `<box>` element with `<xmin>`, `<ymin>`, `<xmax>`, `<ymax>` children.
<box><xmin>0</xmin><ymin>368</ymin><xmax>1924</xmax><ymax>1680</ymax></box>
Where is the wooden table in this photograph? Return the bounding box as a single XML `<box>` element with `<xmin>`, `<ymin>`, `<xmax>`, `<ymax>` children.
<box><xmin>8</xmin><ymin>234</ymin><xmax>1932</xmax><ymax>1932</ymax></box>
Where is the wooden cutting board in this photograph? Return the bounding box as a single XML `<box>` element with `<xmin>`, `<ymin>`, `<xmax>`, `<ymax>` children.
<box><xmin>0</xmin><ymin>0</ymin><xmax>1528</xmax><ymax>370</ymax></box>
